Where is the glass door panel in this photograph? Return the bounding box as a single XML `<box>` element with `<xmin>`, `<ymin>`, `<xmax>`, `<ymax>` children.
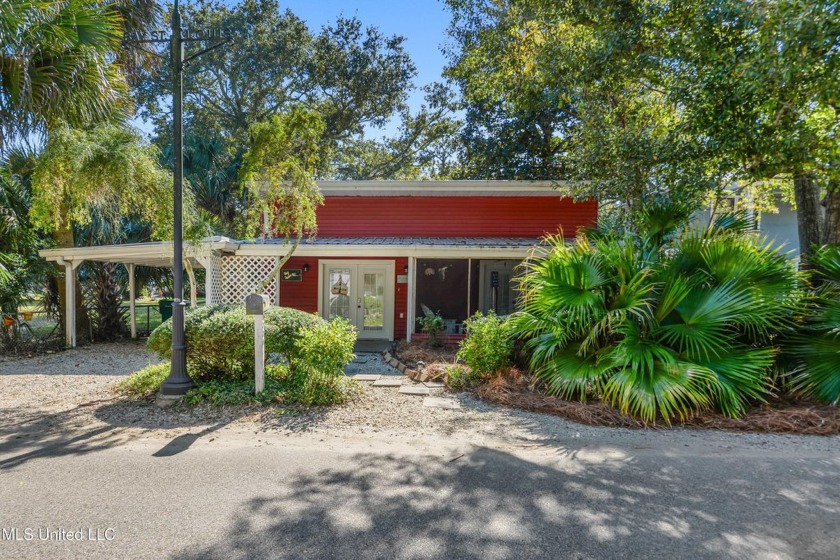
<box><xmin>327</xmin><ymin>268</ymin><xmax>352</xmax><ymax>321</ymax></box>
<box><xmin>360</xmin><ymin>269</ymin><xmax>386</xmax><ymax>333</ymax></box>
<box><xmin>322</xmin><ymin>262</ymin><xmax>393</xmax><ymax>340</ymax></box>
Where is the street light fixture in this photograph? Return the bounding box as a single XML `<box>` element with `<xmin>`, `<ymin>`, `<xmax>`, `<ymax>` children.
<box><xmin>129</xmin><ymin>1</ymin><xmax>229</xmax><ymax>397</ymax></box>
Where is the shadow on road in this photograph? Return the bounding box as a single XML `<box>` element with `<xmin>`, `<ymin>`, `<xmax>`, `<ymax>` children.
<box><xmin>174</xmin><ymin>446</ymin><xmax>839</xmax><ymax>560</ymax></box>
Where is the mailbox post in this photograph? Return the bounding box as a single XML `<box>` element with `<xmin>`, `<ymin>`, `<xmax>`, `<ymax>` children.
<box><xmin>245</xmin><ymin>294</ymin><xmax>268</xmax><ymax>394</ymax></box>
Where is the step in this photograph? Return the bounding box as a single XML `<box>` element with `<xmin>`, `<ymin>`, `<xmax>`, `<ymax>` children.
<box><xmin>349</xmin><ymin>374</ymin><xmax>381</xmax><ymax>382</ymax></box>
<box><xmin>372</xmin><ymin>377</ymin><xmax>405</xmax><ymax>387</ymax></box>
<box><xmin>398</xmin><ymin>385</ymin><xmax>430</xmax><ymax>396</ymax></box>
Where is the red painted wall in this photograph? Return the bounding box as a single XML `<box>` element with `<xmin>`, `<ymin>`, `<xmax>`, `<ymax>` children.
<box><xmin>278</xmin><ymin>256</ymin><xmax>409</xmax><ymax>340</ymax></box>
<box><xmin>314</xmin><ymin>196</ymin><xmax>596</xmax><ymax>237</ymax></box>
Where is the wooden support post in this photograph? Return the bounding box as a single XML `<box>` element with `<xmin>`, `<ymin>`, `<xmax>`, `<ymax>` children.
<box><xmin>128</xmin><ymin>263</ymin><xmax>137</xmax><ymax>339</ymax></box>
<box><xmin>254</xmin><ymin>314</ymin><xmax>265</xmax><ymax>393</ymax></box>
<box><xmin>466</xmin><ymin>258</ymin><xmax>472</xmax><ymax>319</ymax></box>
<box><xmin>406</xmin><ymin>256</ymin><xmax>415</xmax><ymax>342</ymax></box>
<box><xmin>61</xmin><ymin>260</ymin><xmax>76</xmax><ymax>348</ymax></box>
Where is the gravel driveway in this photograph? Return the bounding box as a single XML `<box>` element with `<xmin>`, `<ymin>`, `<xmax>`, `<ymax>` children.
<box><xmin>1</xmin><ymin>341</ymin><xmax>838</xmax><ymax>454</ymax></box>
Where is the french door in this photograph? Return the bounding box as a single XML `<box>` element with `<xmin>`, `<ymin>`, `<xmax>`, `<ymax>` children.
<box><xmin>321</xmin><ymin>261</ymin><xmax>394</xmax><ymax>340</ymax></box>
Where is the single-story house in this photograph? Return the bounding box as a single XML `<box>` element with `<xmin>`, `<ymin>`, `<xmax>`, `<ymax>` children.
<box><xmin>40</xmin><ymin>180</ymin><xmax>598</xmax><ymax>347</ymax></box>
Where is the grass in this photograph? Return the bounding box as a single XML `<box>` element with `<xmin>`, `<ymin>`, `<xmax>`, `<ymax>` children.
<box><xmin>116</xmin><ymin>362</ymin><xmax>170</xmax><ymax>397</ymax></box>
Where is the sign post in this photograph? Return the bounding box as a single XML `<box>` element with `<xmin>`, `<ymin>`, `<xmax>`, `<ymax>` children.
<box><xmin>245</xmin><ymin>294</ymin><xmax>268</xmax><ymax>394</ymax></box>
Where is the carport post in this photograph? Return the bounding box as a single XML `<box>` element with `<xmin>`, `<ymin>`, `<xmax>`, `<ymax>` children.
<box><xmin>128</xmin><ymin>263</ymin><xmax>137</xmax><ymax>339</ymax></box>
<box><xmin>58</xmin><ymin>259</ymin><xmax>77</xmax><ymax>348</ymax></box>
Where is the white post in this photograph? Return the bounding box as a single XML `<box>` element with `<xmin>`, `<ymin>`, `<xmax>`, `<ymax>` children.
<box><xmin>466</xmin><ymin>257</ymin><xmax>472</xmax><ymax>319</ymax></box>
<box><xmin>245</xmin><ymin>293</ymin><xmax>266</xmax><ymax>394</ymax></box>
<box><xmin>128</xmin><ymin>263</ymin><xmax>137</xmax><ymax>339</ymax></box>
<box><xmin>254</xmin><ymin>314</ymin><xmax>265</xmax><ymax>394</ymax></box>
<box><xmin>204</xmin><ymin>263</ymin><xmax>213</xmax><ymax>305</ymax></box>
<box><xmin>63</xmin><ymin>261</ymin><xmax>76</xmax><ymax>348</ymax></box>
<box><xmin>406</xmin><ymin>256</ymin><xmax>415</xmax><ymax>342</ymax></box>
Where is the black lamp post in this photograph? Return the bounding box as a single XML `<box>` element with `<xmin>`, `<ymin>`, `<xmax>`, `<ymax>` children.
<box><xmin>131</xmin><ymin>1</ymin><xmax>228</xmax><ymax>397</ymax></box>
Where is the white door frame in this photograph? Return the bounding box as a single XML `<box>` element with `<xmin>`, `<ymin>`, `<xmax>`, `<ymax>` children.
<box><xmin>317</xmin><ymin>259</ymin><xmax>395</xmax><ymax>340</ymax></box>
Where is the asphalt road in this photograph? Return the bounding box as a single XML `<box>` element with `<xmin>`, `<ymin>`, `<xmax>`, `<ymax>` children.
<box><xmin>1</xmin><ymin>425</ymin><xmax>838</xmax><ymax>560</ymax></box>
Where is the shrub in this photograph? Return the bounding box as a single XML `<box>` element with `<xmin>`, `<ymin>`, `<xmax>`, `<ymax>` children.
<box><xmin>445</xmin><ymin>364</ymin><xmax>481</xmax><ymax>391</ymax></box>
<box><xmin>183</xmin><ymin>364</ymin><xmax>362</xmax><ymax>407</ymax></box>
<box><xmin>117</xmin><ymin>362</ymin><xmax>170</xmax><ymax>397</ymax></box>
<box><xmin>457</xmin><ymin>311</ymin><xmax>514</xmax><ymax>378</ymax></box>
<box><xmin>147</xmin><ymin>305</ymin><xmax>343</xmax><ymax>381</ymax></box>
<box><xmin>789</xmin><ymin>245</ymin><xmax>840</xmax><ymax>405</ymax></box>
<box><xmin>292</xmin><ymin>317</ymin><xmax>356</xmax><ymax>378</ymax></box>
<box><xmin>515</xmin><ymin>214</ymin><xmax>801</xmax><ymax>423</ymax></box>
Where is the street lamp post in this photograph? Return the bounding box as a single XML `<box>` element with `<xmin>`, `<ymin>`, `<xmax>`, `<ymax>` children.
<box><xmin>130</xmin><ymin>1</ymin><xmax>228</xmax><ymax>398</ymax></box>
<box><xmin>160</xmin><ymin>1</ymin><xmax>190</xmax><ymax>396</ymax></box>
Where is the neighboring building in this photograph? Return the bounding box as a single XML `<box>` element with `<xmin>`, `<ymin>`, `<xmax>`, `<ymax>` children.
<box><xmin>692</xmin><ymin>191</ymin><xmax>804</xmax><ymax>258</ymax></box>
<box><xmin>40</xmin><ymin>181</ymin><xmax>597</xmax><ymax>347</ymax></box>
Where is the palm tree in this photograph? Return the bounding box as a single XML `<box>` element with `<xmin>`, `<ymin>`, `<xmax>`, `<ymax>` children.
<box><xmin>515</xmin><ymin>209</ymin><xmax>801</xmax><ymax>423</ymax></box>
<box><xmin>0</xmin><ymin>1</ymin><xmax>159</xmax><ymax>150</ymax></box>
<box><xmin>790</xmin><ymin>246</ymin><xmax>840</xmax><ymax>404</ymax></box>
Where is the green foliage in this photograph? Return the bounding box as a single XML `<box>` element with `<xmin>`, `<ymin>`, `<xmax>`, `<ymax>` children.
<box><xmin>445</xmin><ymin>364</ymin><xmax>481</xmax><ymax>392</ymax></box>
<box><xmin>0</xmin><ymin>0</ymin><xmax>134</xmax><ymax>147</ymax></box>
<box><xmin>457</xmin><ymin>312</ymin><xmax>514</xmax><ymax>378</ymax></box>
<box><xmin>182</xmin><ymin>364</ymin><xmax>361</xmax><ymax>407</ymax></box>
<box><xmin>515</xmin><ymin>209</ymin><xmax>802</xmax><ymax>423</ymax></box>
<box><xmin>119</xmin><ymin>360</ymin><xmax>361</xmax><ymax>407</ymax></box>
<box><xmin>239</xmin><ymin>109</ymin><xmax>325</xmax><ymax>241</ymax></box>
<box><xmin>444</xmin><ymin>0</ymin><xmax>719</xmax><ymax>214</ymax></box>
<box><xmin>789</xmin><ymin>246</ymin><xmax>840</xmax><ymax>404</ymax></box>
<box><xmin>30</xmin><ymin>124</ymin><xmax>199</xmax><ymax>241</ymax></box>
<box><xmin>136</xmin><ymin>0</ymin><xmax>415</xmax><ymax>146</ymax></box>
<box><xmin>417</xmin><ymin>306</ymin><xmax>445</xmax><ymax>347</ymax></box>
<box><xmin>293</xmin><ymin>318</ymin><xmax>357</xmax><ymax>378</ymax></box>
<box><xmin>117</xmin><ymin>362</ymin><xmax>170</xmax><ymax>397</ymax></box>
<box><xmin>148</xmin><ymin>305</ymin><xmax>357</xmax><ymax>382</ymax></box>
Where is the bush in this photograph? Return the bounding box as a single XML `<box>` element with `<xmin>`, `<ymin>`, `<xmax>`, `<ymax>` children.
<box><xmin>789</xmin><ymin>245</ymin><xmax>840</xmax><ymax>405</ymax></box>
<box><xmin>183</xmin><ymin>364</ymin><xmax>362</xmax><ymax>407</ymax></box>
<box><xmin>457</xmin><ymin>311</ymin><xmax>514</xmax><ymax>378</ymax></box>
<box><xmin>147</xmin><ymin>305</ymin><xmax>347</xmax><ymax>381</ymax></box>
<box><xmin>117</xmin><ymin>362</ymin><xmax>170</xmax><ymax>397</ymax></box>
<box><xmin>515</xmin><ymin>213</ymin><xmax>802</xmax><ymax>423</ymax></box>
<box><xmin>293</xmin><ymin>317</ymin><xmax>356</xmax><ymax>378</ymax></box>
<box><xmin>445</xmin><ymin>364</ymin><xmax>481</xmax><ymax>391</ymax></box>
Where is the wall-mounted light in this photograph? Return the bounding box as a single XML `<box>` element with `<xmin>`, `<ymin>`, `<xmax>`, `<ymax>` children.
<box><xmin>303</xmin><ymin>263</ymin><xmax>310</xmax><ymax>273</ymax></box>
<box><xmin>403</xmin><ymin>264</ymin><xmax>409</xmax><ymax>273</ymax></box>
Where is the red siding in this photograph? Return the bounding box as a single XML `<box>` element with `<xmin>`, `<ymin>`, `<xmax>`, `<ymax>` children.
<box><xmin>314</xmin><ymin>196</ymin><xmax>596</xmax><ymax>237</ymax></box>
<box><xmin>278</xmin><ymin>256</ymin><xmax>318</xmax><ymax>313</ymax></box>
<box><xmin>278</xmin><ymin>256</ymin><xmax>409</xmax><ymax>340</ymax></box>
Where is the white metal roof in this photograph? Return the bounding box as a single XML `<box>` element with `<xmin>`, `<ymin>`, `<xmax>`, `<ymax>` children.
<box><xmin>316</xmin><ymin>180</ymin><xmax>570</xmax><ymax>197</ymax></box>
<box><xmin>38</xmin><ymin>235</ymin><xmax>545</xmax><ymax>265</ymax></box>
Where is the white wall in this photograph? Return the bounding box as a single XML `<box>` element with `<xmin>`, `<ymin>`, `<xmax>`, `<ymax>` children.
<box><xmin>758</xmin><ymin>200</ymin><xmax>800</xmax><ymax>257</ymax></box>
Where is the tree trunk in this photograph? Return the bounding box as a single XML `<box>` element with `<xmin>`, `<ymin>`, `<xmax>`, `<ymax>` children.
<box><xmin>793</xmin><ymin>173</ymin><xmax>823</xmax><ymax>267</ymax></box>
<box><xmin>823</xmin><ymin>186</ymin><xmax>840</xmax><ymax>246</ymax></box>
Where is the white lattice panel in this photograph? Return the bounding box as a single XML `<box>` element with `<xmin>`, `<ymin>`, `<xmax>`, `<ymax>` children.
<box><xmin>220</xmin><ymin>256</ymin><xmax>278</xmax><ymax>305</ymax></box>
<box><xmin>205</xmin><ymin>253</ymin><xmax>224</xmax><ymax>305</ymax></box>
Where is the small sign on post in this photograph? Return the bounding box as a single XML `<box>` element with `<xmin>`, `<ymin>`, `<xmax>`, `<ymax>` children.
<box><xmin>245</xmin><ymin>294</ymin><xmax>268</xmax><ymax>394</ymax></box>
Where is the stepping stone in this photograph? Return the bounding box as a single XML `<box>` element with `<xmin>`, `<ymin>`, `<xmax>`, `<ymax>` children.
<box><xmin>423</xmin><ymin>397</ymin><xmax>461</xmax><ymax>409</ymax></box>
<box><xmin>423</xmin><ymin>381</ymin><xmax>446</xmax><ymax>389</ymax></box>
<box><xmin>399</xmin><ymin>385</ymin><xmax>430</xmax><ymax>396</ymax></box>
<box><xmin>350</xmin><ymin>374</ymin><xmax>381</xmax><ymax>381</ymax></box>
<box><xmin>372</xmin><ymin>377</ymin><xmax>405</xmax><ymax>387</ymax></box>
